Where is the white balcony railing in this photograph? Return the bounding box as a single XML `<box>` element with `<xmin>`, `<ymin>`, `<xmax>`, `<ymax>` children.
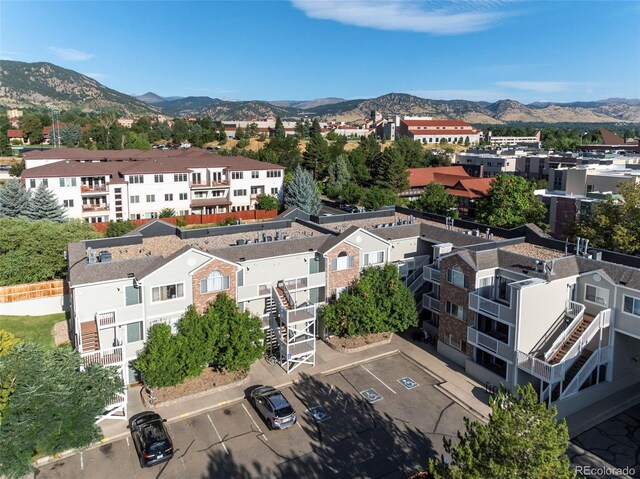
<box><xmin>544</xmin><ymin>300</ymin><xmax>586</xmax><ymax>362</ymax></box>
<box><xmin>561</xmin><ymin>345</ymin><xmax>613</xmax><ymax>400</ymax></box>
<box><xmin>422</xmin><ymin>293</ymin><xmax>440</xmax><ymax>313</ymax></box>
<box><xmin>423</xmin><ymin>265</ymin><xmax>441</xmax><ymax>283</ymax></box>
<box><xmin>467</xmin><ymin>327</ymin><xmax>513</xmax><ymax>361</ymax></box>
<box><xmin>96</xmin><ymin>311</ymin><xmax>116</xmax><ymax>327</ymax></box>
<box><xmin>468</xmin><ymin>292</ymin><xmax>516</xmax><ymax>323</ymax></box>
<box><xmin>82</xmin><ymin>346</ymin><xmax>124</xmax><ymax>367</ymax></box>
<box><xmin>95</xmin><ymin>304</ymin><xmax>143</xmax><ymax>328</ymax></box>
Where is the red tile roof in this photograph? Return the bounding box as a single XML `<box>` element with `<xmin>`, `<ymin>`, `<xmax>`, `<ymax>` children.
<box><xmin>450</xmin><ymin>178</ymin><xmax>494</xmax><ymax>198</ymax></box>
<box><xmin>7</xmin><ymin>129</ymin><xmax>23</xmax><ymax>138</ymax></box>
<box><xmin>402</xmin><ymin>119</ymin><xmax>473</xmax><ymax>127</ymax></box>
<box><xmin>408</xmin><ymin>129</ymin><xmax>479</xmax><ymax>136</ymax></box>
<box><xmin>407</xmin><ymin>166</ymin><xmax>469</xmax><ymax>187</ymax></box>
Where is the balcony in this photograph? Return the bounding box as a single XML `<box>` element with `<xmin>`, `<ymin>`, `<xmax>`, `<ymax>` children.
<box><xmin>422</xmin><ymin>292</ymin><xmax>440</xmax><ymax>313</ymax></box>
<box><xmin>95</xmin><ymin>304</ymin><xmax>143</xmax><ymax>328</ymax></box>
<box><xmin>80</xmin><ymin>184</ymin><xmax>108</xmax><ymax>195</ymax></box>
<box><xmin>82</xmin><ymin>204</ymin><xmax>110</xmax><ymax>212</ymax></box>
<box><xmin>423</xmin><ymin>265</ymin><xmax>441</xmax><ymax>284</ymax></box>
<box><xmin>467</xmin><ymin>327</ymin><xmax>513</xmax><ymax>360</ymax></box>
<box><xmin>82</xmin><ymin>346</ymin><xmax>124</xmax><ymax>367</ymax></box>
<box><xmin>468</xmin><ymin>292</ymin><xmax>516</xmax><ymax>323</ymax></box>
<box><xmin>190</xmin><ymin>180</ymin><xmax>230</xmax><ymax>189</ymax></box>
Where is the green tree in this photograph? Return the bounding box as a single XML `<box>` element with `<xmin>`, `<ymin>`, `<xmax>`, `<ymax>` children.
<box><xmin>0</xmin><ymin>218</ymin><xmax>100</xmax><ymax>285</ymax></box>
<box><xmin>390</xmin><ymin>136</ymin><xmax>428</xmax><ymax>168</ymax></box>
<box><xmin>327</xmin><ymin>154</ymin><xmax>351</xmax><ymax>191</ymax></box>
<box><xmin>8</xmin><ymin>160</ymin><xmax>24</xmax><ymax>177</ymax></box>
<box><xmin>106</xmin><ymin>220</ymin><xmax>137</xmax><ymax>237</ymax></box>
<box><xmin>0</xmin><ymin>129</ymin><xmax>12</xmax><ymax>155</ymax></box>
<box><xmin>0</xmin><ymin>178</ymin><xmax>30</xmax><ymax>217</ymax></box>
<box><xmin>171</xmin><ymin>119</ymin><xmax>190</xmax><ymax>144</ymax></box>
<box><xmin>125</xmin><ymin>131</ymin><xmax>152</xmax><ymax>150</ymax></box>
<box><xmin>284</xmin><ymin>166</ymin><xmax>321</xmax><ymax>215</ymax></box>
<box><xmin>235</xmin><ymin>126</ymin><xmax>246</xmax><ymax>141</ymax></box>
<box><xmin>362</xmin><ymin>187</ymin><xmax>398</xmax><ymax>210</ymax></box>
<box><xmin>476</xmin><ymin>175</ymin><xmax>546</xmax><ymax>228</ymax></box>
<box><xmin>207</xmin><ymin>294</ymin><xmax>265</xmax><ymax>372</ymax></box>
<box><xmin>246</xmin><ymin>122</ymin><xmax>259</xmax><ymax>138</ymax></box>
<box><xmin>0</xmin><ymin>330</ymin><xmax>20</xmax><ymax>421</ymax></box>
<box><xmin>134</xmin><ymin>323</ymin><xmax>185</xmax><ymax>387</ymax></box>
<box><xmin>320</xmin><ymin>264</ymin><xmax>417</xmax><ymax>337</ymax></box>
<box><xmin>159</xmin><ymin>207</ymin><xmax>176</xmax><ymax>218</ymax></box>
<box><xmin>428</xmin><ymin>383</ymin><xmax>575</xmax><ymax>479</ymax></box>
<box><xmin>375</xmin><ymin>148</ymin><xmax>409</xmax><ymax>192</ymax></box>
<box><xmin>415</xmin><ymin>182</ymin><xmax>459</xmax><ymax>218</ymax></box>
<box><xmin>262</xmin><ymin>136</ymin><xmax>301</xmax><ymax>170</ymax></box>
<box><xmin>274</xmin><ymin>117</ymin><xmax>285</xmax><ymax>138</ymax></box>
<box><xmin>464</xmin><ymin>136</ymin><xmax>471</xmax><ymax>147</ymax></box>
<box><xmin>25</xmin><ymin>181</ymin><xmax>65</xmax><ymax>221</ymax></box>
<box><xmin>176</xmin><ymin>306</ymin><xmax>214</xmax><ymax>378</ymax></box>
<box><xmin>340</xmin><ymin>182</ymin><xmax>365</xmax><ymax>205</ymax></box>
<box><xmin>255</xmin><ymin>194</ymin><xmax>279</xmax><ymax>210</ymax></box>
<box><xmin>357</xmin><ymin>133</ymin><xmax>382</xmax><ymax>174</ymax></box>
<box><xmin>21</xmin><ymin>113</ymin><xmax>44</xmax><ymax>144</ymax></box>
<box><xmin>302</xmin><ymin>131</ymin><xmax>330</xmax><ymax>180</ymax></box>
<box><xmin>294</xmin><ymin>120</ymin><xmax>305</xmax><ymax>139</ymax></box>
<box><xmin>0</xmin><ymin>343</ymin><xmax>123</xmax><ymax>478</ymax></box>
<box><xmin>326</xmin><ymin>130</ymin><xmax>338</xmax><ymax>141</ymax></box>
<box><xmin>216</xmin><ymin>123</ymin><xmax>227</xmax><ymax>143</ymax></box>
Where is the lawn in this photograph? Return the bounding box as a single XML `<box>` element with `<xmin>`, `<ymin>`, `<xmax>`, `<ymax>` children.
<box><xmin>0</xmin><ymin>313</ymin><xmax>66</xmax><ymax>349</ymax></box>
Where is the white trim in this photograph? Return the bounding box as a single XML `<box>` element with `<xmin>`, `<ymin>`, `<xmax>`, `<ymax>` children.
<box><xmin>363</xmin><ymin>250</ymin><xmax>385</xmax><ymax>267</ymax></box>
<box><xmin>584</xmin><ymin>284</ymin><xmax>609</xmax><ymax>307</ymax></box>
<box><xmin>150</xmin><ymin>282</ymin><xmax>186</xmax><ymax>303</ymax></box>
<box><xmin>323</xmin><ymin>227</ymin><xmax>391</xmax><ymax>256</ymax></box>
<box><xmin>622</xmin><ymin>294</ymin><xmax>640</xmax><ymax>317</ymax></box>
<box><xmin>187</xmin><ymin>250</ymin><xmax>241</xmax><ymax>275</ymax></box>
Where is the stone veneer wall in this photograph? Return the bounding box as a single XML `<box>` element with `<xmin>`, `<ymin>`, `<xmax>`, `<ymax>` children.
<box><xmin>437</xmin><ymin>254</ymin><xmax>477</xmax><ymax>357</ymax></box>
<box><xmin>326</xmin><ymin>242</ymin><xmax>361</xmax><ymax>296</ymax></box>
<box><xmin>192</xmin><ymin>259</ymin><xmax>238</xmax><ymax>313</ymax></box>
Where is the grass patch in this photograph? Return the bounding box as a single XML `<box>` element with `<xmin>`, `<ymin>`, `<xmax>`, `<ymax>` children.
<box><xmin>0</xmin><ymin>313</ymin><xmax>66</xmax><ymax>348</ymax></box>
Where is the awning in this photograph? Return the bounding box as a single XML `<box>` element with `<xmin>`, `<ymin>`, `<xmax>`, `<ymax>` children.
<box><xmin>190</xmin><ymin>198</ymin><xmax>233</xmax><ymax>208</ymax></box>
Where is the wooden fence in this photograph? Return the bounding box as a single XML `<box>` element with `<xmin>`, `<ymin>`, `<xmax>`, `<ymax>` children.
<box><xmin>90</xmin><ymin>209</ymin><xmax>278</xmax><ymax>234</ymax></box>
<box><xmin>0</xmin><ymin>280</ymin><xmax>66</xmax><ymax>303</ymax></box>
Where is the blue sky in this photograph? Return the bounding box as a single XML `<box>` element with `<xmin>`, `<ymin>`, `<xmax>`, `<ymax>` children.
<box><xmin>1</xmin><ymin>1</ymin><xmax>639</xmax><ymax>103</ymax></box>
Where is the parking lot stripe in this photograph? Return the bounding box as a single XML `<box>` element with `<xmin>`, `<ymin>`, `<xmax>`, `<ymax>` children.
<box><xmin>80</xmin><ymin>452</ymin><xmax>83</xmax><ymax>471</ymax></box>
<box><xmin>361</xmin><ymin>365</ymin><xmax>397</xmax><ymax>394</ymax></box>
<box><xmin>125</xmin><ymin>436</ymin><xmax>129</xmax><ymax>447</ymax></box>
<box><xmin>207</xmin><ymin>413</ymin><xmax>229</xmax><ymax>455</ymax></box>
<box><xmin>242</xmin><ymin>403</ymin><xmax>268</xmax><ymax>441</ymax></box>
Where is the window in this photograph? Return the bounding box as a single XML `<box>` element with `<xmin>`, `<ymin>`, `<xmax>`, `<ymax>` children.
<box><xmin>130</xmin><ymin>213</ymin><xmax>141</xmax><ymax>220</ymax></box>
<box><xmin>233</xmin><ymin>189</ymin><xmax>247</xmax><ymax>196</ymax></box>
<box><xmin>267</xmin><ymin>170</ymin><xmax>282</xmax><ymax>178</ymax></box>
<box><xmin>496</xmin><ymin>276</ymin><xmax>509</xmax><ymax>302</ymax></box>
<box><xmin>42</xmin><ymin>179</ymin><xmax>48</xmax><ymax>186</ymax></box>
<box><xmin>130</xmin><ymin>195</ymin><xmax>140</xmax><ymax>204</ymax></box>
<box><xmin>128</xmin><ymin>175</ymin><xmax>144</xmax><ymax>184</ymax></box>
<box><xmin>447</xmin><ymin>267</ymin><xmax>469</xmax><ymax>288</ymax></box>
<box><xmin>333</xmin><ymin>287</ymin><xmax>347</xmax><ymax>299</ymax></box>
<box><xmin>165</xmin><ymin>193</ymin><xmax>173</xmax><ymax>201</ymax></box>
<box><xmin>126</xmin><ymin>321</ymin><xmax>143</xmax><ymax>343</ymax></box>
<box><xmin>179</xmin><ymin>193</ymin><xmax>188</xmax><ymax>200</ymax></box>
<box><xmin>174</xmin><ymin>173</ymin><xmax>188</xmax><ymax>182</ymax></box>
<box><xmin>271</xmin><ymin>187</ymin><xmax>279</xmax><ymax>195</ymax></box>
<box><xmin>364</xmin><ymin>251</ymin><xmax>384</xmax><ymax>266</ymax></box>
<box><xmin>154</xmin><ymin>174</ymin><xmax>164</xmax><ymax>183</ymax></box>
<box><xmin>309</xmin><ymin>255</ymin><xmax>325</xmax><ymax>274</ymax></box>
<box><xmin>63</xmin><ymin>199</ymin><xmax>74</xmax><ymax>208</ymax></box>
<box><xmin>332</xmin><ymin>252</ymin><xmax>353</xmax><ymax>271</ymax></box>
<box><xmin>152</xmin><ymin>283</ymin><xmax>184</xmax><ymax>302</ymax></box>
<box><xmin>623</xmin><ymin>295</ymin><xmax>640</xmax><ymax>316</ymax></box>
<box><xmin>446</xmin><ymin>301</ymin><xmax>464</xmax><ymax>320</ymax></box>
<box><xmin>30</xmin><ymin>179</ymin><xmax>36</xmax><ymax>188</ymax></box>
<box><xmin>200</xmin><ymin>271</ymin><xmax>229</xmax><ymax>293</ymax></box>
<box><xmin>59</xmin><ymin>177</ymin><xmax>77</xmax><ymax>187</ymax></box>
<box><xmin>250</xmin><ymin>186</ymin><xmax>263</xmax><ymax>195</ymax></box>
<box><xmin>125</xmin><ymin>286</ymin><xmax>141</xmax><ymax>306</ymax></box>
<box><xmin>585</xmin><ymin>284</ymin><xmax>609</xmax><ymax>306</ymax></box>
<box><xmin>232</xmin><ymin>171</ymin><xmax>244</xmax><ymax>180</ymax></box>
<box><xmin>146</xmin><ymin>194</ymin><xmax>155</xmax><ymax>203</ymax></box>
<box><xmin>251</xmin><ymin>171</ymin><xmax>259</xmax><ymax>179</ymax></box>
<box><xmin>443</xmin><ymin>332</ymin><xmax>462</xmax><ymax>351</ymax></box>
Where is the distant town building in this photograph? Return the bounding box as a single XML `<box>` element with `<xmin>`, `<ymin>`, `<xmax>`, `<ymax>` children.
<box><xmin>487</xmin><ymin>130</ymin><xmax>541</xmax><ymax>148</ymax></box>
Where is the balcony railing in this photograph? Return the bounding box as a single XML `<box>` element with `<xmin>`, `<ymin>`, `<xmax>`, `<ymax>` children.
<box><xmin>80</xmin><ymin>184</ymin><xmax>108</xmax><ymax>194</ymax></box>
<box><xmin>190</xmin><ymin>180</ymin><xmax>230</xmax><ymax>188</ymax></box>
<box><xmin>422</xmin><ymin>293</ymin><xmax>440</xmax><ymax>313</ymax></box>
<box><xmin>82</xmin><ymin>204</ymin><xmax>110</xmax><ymax>212</ymax></box>
<box><xmin>283</xmin><ymin>277</ymin><xmax>308</xmax><ymax>291</ymax></box>
<box><xmin>467</xmin><ymin>327</ymin><xmax>513</xmax><ymax>360</ymax></box>
<box><xmin>544</xmin><ymin>300</ymin><xmax>586</xmax><ymax>362</ymax></box>
<box><xmin>82</xmin><ymin>346</ymin><xmax>124</xmax><ymax>367</ymax></box>
<box><xmin>468</xmin><ymin>292</ymin><xmax>516</xmax><ymax>323</ymax></box>
<box><xmin>96</xmin><ymin>311</ymin><xmax>116</xmax><ymax>326</ymax></box>
<box><xmin>423</xmin><ymin>265</ymin><xmax>441</xmax><ymax>283</ymax></box>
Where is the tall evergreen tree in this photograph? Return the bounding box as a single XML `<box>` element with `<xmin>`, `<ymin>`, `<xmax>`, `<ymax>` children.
<box><xmin>294</xmin><ymin>120</ymin><xmax>305</xmax><ymax>139</ymax></box>
<box><xmin>0</xmin><ymin>130</ymin><xmax>12</xmax><ymax>155</ymax></box>
<box><xmin>327</xmin><ymin>154</ymin><xmax>351</xmax><ymax>191</ymax></box>
<box><xmin>284</xmin><ymin>166</ymin><xmax>321</xmax><ymax>215</ymax></box>
<box><xmin>0</xmin><ymin>178</ymin><xmax>30</xmax><ymax>218</ymax></box>
<box><xmin>309</xmin><ymin>118</ymin><xmax>322</xmax><ymax>138</ymax></box>
<box><xmin>302</xmin><ymin>131</ymin><xmax>330</xmax><ymax>180</ymax></box>
<box><xmin>25</xmin><ymin>181</ymin><xmax>65</xmax><ymax>221</ymax></box>
<box><xmin>274</xmin><ymin>117</ymin><xmax>286</xmax><ymax>138</ymax></box>
<box><xmin>375</xmin><ymin>148</ymin><xmax>409</xmax><ymax>192</ymax></box>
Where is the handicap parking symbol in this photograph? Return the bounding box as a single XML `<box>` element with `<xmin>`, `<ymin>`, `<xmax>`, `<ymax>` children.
<box><xmin>307</xmin><ymin>405</ymin><xmax>330</xmax><ymax>422</ymax></box>
<box><xmin>398</xmin><ymin>377</ymin><xmax>420</xmax><ymax>390</ymax></box>
<box><xmin>360</xmin><ymin>388</ymin><xmax>383</xmax><ymax>403</ymax></box>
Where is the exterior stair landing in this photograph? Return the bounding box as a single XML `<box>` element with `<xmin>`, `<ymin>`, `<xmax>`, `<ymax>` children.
<box><xmin>80</xmin><ymin>321</ymin><xmax>100</xmax><ymax>352</ymax></box>
<box><xmin>549</xmin><ymin>313</ymin><xmax>595</xmax><ymax>364</ymax></box>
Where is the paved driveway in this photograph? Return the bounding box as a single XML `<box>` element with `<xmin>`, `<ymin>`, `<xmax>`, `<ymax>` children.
<box><xmin>36</xmin><ymin>354</ymin><xmax>473</xmax><ymax>479</ymax></box>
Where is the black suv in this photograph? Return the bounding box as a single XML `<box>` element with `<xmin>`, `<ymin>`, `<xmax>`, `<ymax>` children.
<box><xmin>250</xmin><ymin>386</ymin><xmax>297</xmax><ymax>430</ymax></box>
<box><xmin>128</xmin><ymin>411</ymin><xmax>174</xmax><ymax>467</ymax></box>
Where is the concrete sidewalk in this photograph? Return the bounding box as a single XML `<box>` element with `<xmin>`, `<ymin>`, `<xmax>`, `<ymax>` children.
<box><xmin>98</xmin><ymin>335</ymin><xmax>492</xmax><ymax>444</ymax></box>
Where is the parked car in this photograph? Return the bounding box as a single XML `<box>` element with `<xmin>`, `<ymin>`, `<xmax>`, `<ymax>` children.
<box><xmin>250</xmin><ymin>386</ymin><xmax>297</xmax><ymax>430</ymax></box>
<box><xmin>128</xmin><ymin>411</ymin><xmax>174</xmax><ymax>467</ymax></box>
<box><xmin>343</xmin><ymin>205</ymin><xmax>360</xmax><ymax>213</ymax></box>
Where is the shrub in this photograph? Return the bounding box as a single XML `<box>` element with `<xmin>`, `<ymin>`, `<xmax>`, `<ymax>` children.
<box><xmin>106</xmin><ymin>220</ymin><xmax>137</xmax><ymax>237</ymax></box>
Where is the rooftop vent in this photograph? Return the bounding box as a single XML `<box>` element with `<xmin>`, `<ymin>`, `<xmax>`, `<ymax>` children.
<box><xmin>98</xmin><ymin>251</ymin><xmax>112</xmax><ymax>263</ymax></box>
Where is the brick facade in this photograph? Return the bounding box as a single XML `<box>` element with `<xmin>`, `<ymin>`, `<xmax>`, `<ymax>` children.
<box><xmin>192</xmin><ymin>259</ymin><xmax>239</xmax><ymax>313</ymax></box>
<box><xmin>438</xmin><ymin>254</ymin><xmax>477</xmax><ymax>357</ymax></box>
<box><xmin>326</xmin><ymin>242</ymin><xmax>361</xmax><ymax>297</ymax></box>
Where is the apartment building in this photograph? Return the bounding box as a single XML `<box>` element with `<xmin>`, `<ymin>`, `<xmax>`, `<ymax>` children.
<box><xmin>397</xmin><ymin>119</ymin><xmax>481</xmax><ymax>145</ymax></box>
<box><xmin>454</xmin><ymin>150</ymin><xmax>520</xmax><ymax>178</ymax></box>
<box><xmin>20</xmin><ymin>148</ymin><xmax>284</xmax><ymax>222</ymax></box>
<box><xmin>67</xmin><ymin>206</ymin><xmax>640</xmax><ymax>422</ymax></box>
<box><xmin>487</xmin><ymin>130</ymin><xmax>541</xmax><ymax>148</ymax></box>
<box><xmin>549</xmin><ymin>164</ymin><xmax>640</xmax><ymax>196</ymax></box>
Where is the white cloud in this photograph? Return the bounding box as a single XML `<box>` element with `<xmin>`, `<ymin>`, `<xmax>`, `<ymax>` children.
<box><xmin>291</xmin><ymin>0</ymin><xmax>519</xmax><ymax>35</ymax></box>
<box><xmin>495</xmin><ymin>81</ymin><xmax>582</xmax><ymax>93</ymax></box>
<box><xmin>47</xmin><ymin>47</ymin><xmax>94</xmax><ymax>61</ymax></box>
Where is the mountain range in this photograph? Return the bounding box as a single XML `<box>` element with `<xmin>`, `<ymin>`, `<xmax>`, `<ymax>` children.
<box><xmin>2</xmin><ymin>60</ymin><xmax>640</xmax><ymax>124</ymax></box>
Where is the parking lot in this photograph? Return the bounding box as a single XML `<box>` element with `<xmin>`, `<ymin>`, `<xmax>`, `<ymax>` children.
<box><xmin>37</xmin><ymin>354</ymin><xmax>473</xmax><ymax>478</ymax></box>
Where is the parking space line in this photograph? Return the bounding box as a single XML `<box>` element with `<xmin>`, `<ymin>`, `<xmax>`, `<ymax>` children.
<box><xmin>361</xmin><ymin>365</ymin><xmax>397</xmax><ymax>394</ymax></box>
<box><xmin>80</xmin><ymin>452</ymin><xmax>83</xmax><ymax>471</ymax></box>
<box><xmin>125</xmin><ymin>436</ymin><xmax>129</xmax><ymax>447</ymax></box>
<box><xmin>242</xmin><ymin>403</ymin><xmax>268</xmax><ymax>441</ymax></box>
<box><xmin>207</xmin><ymin>413</ymin><xmax>229</xmax><ymax>455</ymax></box>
